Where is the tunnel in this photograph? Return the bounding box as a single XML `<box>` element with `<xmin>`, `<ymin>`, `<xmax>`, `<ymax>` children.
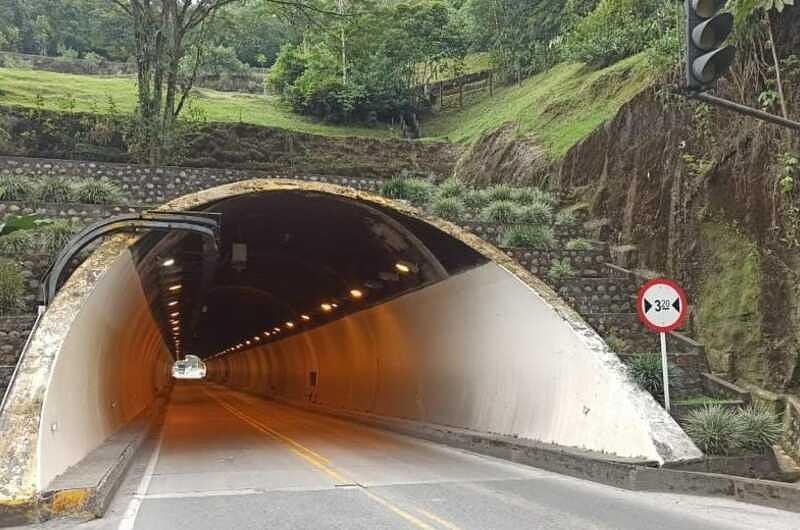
<box><xmin>0</xmin><ymin>180</ymin><xmax>701</xmax><ymax>507</ymax></box>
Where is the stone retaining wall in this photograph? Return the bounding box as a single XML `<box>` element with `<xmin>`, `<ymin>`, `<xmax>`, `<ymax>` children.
<box><xmin>506</xmin><ymin>247</ymin><xmax>609</xmax><ymax>277</ymax></box>
<box><xmin>0</xmin><ymin>315</ymin><xmax>37</xmax><ymax>393</ymax></box>
<box><xmin>784</xmin><ymin>397</ymin><xmax>800</xmax><ymax>464</ymax></box>
<box><xmin>556</xmin><ymin>277</ymin><xmax>638</xmax><ymax>314</ymax></box>
<box><xmin>0</xmin><ymin>157</ymin><xmax>383</xmax><ymax>205</ymax></box>
<box><xmin>618</xmin><ymin>352</ymin><xmax>707</xmax><ymax>400</ymax></box>
<box><xmin>0</xmin><ymin>201</ymin><xmax>147</xmax><ymax>224</ymax></box>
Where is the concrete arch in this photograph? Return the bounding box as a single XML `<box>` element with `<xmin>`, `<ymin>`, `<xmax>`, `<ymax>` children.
<box><xmin>0</xmin><ymin>179</ymin><xmax>701</xmax><ymax>510</ymax></box>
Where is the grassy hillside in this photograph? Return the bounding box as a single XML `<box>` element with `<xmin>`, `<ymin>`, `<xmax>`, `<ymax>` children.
<box><xmin>422</xmin><ymin>54</ymin><xmax>653</xmax><ymax>158</ymax></box>
<box><xmin>0</xmin><ymin>68</ymin><xmax>394</xmax><ymax>139</ymax></box>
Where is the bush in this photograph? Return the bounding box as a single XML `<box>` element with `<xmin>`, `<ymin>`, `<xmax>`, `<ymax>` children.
<box><xmin>606</xmin><ymin>334</ymin><xmax>628</xmax><ymax>353</ymax></box>
<box><xmin>41</xmin><ymin>220</ymin><xmax>78</xmax><ymax>254</ymax></box>
<box><xmin>486</xmin><ymin>184</ymin><xmax>515</xmax><ymax>202</ymax></box>
<box><xmin>566</xmin><ymin>238</ymin><xmax>595</xmax><ymax>250</ymax></box>
<box><xmin>463</xmin><ymin>189</ymin><xmax>491</xmax><ymax>210</ymax></box>
<box><xmin>480</xmin><ymin>200</ymin><xmax>519</xmax><ymax>224</ymax></box>
<box><xmin>512</xmin><ymin>187</ymin><xmax>555</xmax><ymax>206</ymax></box>
<box><xmin>0</xmin><ymin>259</ymin><xmax>25</xmax><ymax>313</ymax></box>
<box><xmin>516</xmin><ymin>201</ymin><xmax>553</xmax><ymax>225</ymax></box>
<box><xmin>0</xmin><ymin>231</ymin><xmax>38</xmax><ymax>254</ymax></box>
<box><xmin>501</xmin><ymin>225</ymin><xmax>555</xmax><ymax>249</ymax></box>
<box><xmin>684</xmin><ymin>405</ymin><xmax>744</xmax><ymax>455</ymax></box>
<box><xmin>380</xmin><ymin>177</ymin><xmax>434</xmax><ymax>206</ymax></box>
<box><xmin>737</xmin><ymin>405</ymin><xmax>784</xmax><ymax>453</ymax></box>
<box><xmin>436</xmin><ymin>178</ymin><xmax>466</xmax><ymax>199</ymax></box>
<box><xmin>73</xmin><ymin>179</ymin><xmax>122</xmax><ymax>204</ymax></box>
<box><xmin>431</xmin><ymin>197</ymin><xmax>466</xmax><ymax>221</ymax></box>
<box><xmin>37</xmin><ymin>177</ymin><xmax>74</xmax><ymax>203</ymax></box>
<box><xmin>554</xmin><ymin>211</ymin><xmax>579</xmax><ymax>228</ymax></box>
<box><xmin>0</xmin><ymin>174</ymin><xmax>37</xmax><ymax>200</ymax></box>
<box><xmin>547</xmin><ymin>258</ymin><xmax>575</xmax><ymax>282</ymax></box>
<box><xmin>629</xmin><ymin>353</ymin><xmax>664</xmax><ymax>398</ymax></box>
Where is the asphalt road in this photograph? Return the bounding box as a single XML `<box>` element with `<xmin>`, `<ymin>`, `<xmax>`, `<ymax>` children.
<box><xmin>36</xmin><ymin>381</ymin><xmax>800</xmax><ymax>530</ymax></box>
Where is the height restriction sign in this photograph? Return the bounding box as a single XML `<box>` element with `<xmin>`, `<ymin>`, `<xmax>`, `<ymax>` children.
<box><xmin>636</xmin><ymin>278</ymin><xmax>688</xmax><ymax>333</ymax></box>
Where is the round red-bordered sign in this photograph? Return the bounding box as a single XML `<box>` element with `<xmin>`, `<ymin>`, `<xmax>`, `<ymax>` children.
<box><xmin>636</xmin><ymin>278</ymin><xmax>688</xmax><ymax>333</ymax></box>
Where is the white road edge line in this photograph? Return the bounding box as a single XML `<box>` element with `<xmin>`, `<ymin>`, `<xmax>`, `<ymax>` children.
<box><xmin>137</xmin><ymin>488</ymin><xmax>263</xmax><ymax>500</ymax></box>
<box><xmin>118</xmin><ymin>419</ymin><xmax>167</xmax><ymax>530</ymax></box>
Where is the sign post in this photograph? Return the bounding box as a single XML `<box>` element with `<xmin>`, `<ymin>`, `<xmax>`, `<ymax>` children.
<box><xmin>636</xmin><ymin>279</ymin><xmax>689</xmax><ymax>412</ymax></box>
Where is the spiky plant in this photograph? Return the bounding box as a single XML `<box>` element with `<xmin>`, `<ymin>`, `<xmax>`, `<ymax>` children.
<box><xmin>431</xmin><ymin>197</ymin><xmax>467</xmax><ymax>222</ymax></box>
<box><xmin>512</xmin><ymin>187</ymin><xmax>555</xmax><ymax>206</ymax></box>
<box><xmin>37</xmin><ymin>177</ymin><xmax>74</xmax><ymax>203</ymax></box>
<box><xmin>41</xmin><ymin>220</ymin><xmax>78</xmax><ymax>253</ymax></box>
<box><xmin>736</xmin><ymin>405</ymin><xmax>784</xmax><ymax>453</ymax></box>
<box><xmin>73</xmin><ymin>179</ymin><xmax>123</xmax><ymax>204</ymax></box>
<box><xmin>0</xmin><ymin>174</ymin><xmax>37</xmax><ymax>201</ymax></box>
<box><xmin>436</xmin><ymin>178</ymin><xmax>466</xmax><ymax>199</ymax></box>
<box><xmin>501</xmin><ymin>225</ymin><xmax>555</xmax><ymax>249</ymax></box>
<box><xmin>516</xmin><ymin>201</ymin><xmax>553</xmax><ymax>225</ymax></box>
<box><xmin>554</xmin><ymin>211</ymin><xmax>578</xmax><ymax>228</ymax></box>
<box><xmin>628</xmin><ymin>353</ymin><xmax>664</xmax><ymax>398</ymax></box>
<box><xmin>684</xmin><ymin>405</ymin><xmax>744</xmax><ymax>455</ymax></box>
<box><xmin>566</xmin><ymin>238</ymin><xmax>595</xmax><ymax>251</ymax></box>
<box><xmin>486</xmin><ymin>184</ymin><xmax>515</xmax><ymax>202</ymax></box>
<box><xmin>480</xmin><ymin>200</ymin><xmax>519</xmax><ymax>224</ymax></box>
<box><xmin>0</xmin><ymin>230</ymin><xmax>38</xmax><ymax>254</ymax></box>
<box><xmin>463</xmin><ymin>189</ymin><xmax>491</xmax><ymax>210</ymax></box>
<box><xmin>547</xmin><ymin>258</ymin><xmax>575</xmax><ymax>283</ymax></box>
<box><xmin>0</xmin><ymin>258</ymin><xmax>25</xmax><ymax>313</ymax></box>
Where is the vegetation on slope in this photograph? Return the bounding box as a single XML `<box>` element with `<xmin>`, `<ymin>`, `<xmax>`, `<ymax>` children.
<box><xmin>0</xmin><ymin>68</ymin><xmax>394</xmax><ymax>139</ymax></box>
<box><xmin>424</xmin><ymin>54</ymin><xmax>652</xmax><ymax>158</ymax></box>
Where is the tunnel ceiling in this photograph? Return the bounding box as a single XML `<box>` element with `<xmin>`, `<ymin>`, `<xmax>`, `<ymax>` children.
<box><xmin>132</xmin><ymin>191</ymin><xmax>487</xmax><ymax>359</ymax></box>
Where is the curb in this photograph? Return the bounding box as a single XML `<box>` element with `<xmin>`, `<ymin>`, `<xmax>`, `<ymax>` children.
<box><xmin>0</xmin><ymin>395</ymin><xmax>168</xmax><ymax>527</ymax></box>
<box><xmin>275</xmin><ymin>397</ymin><xmax>800</xmax><ymax>514</ymax></box>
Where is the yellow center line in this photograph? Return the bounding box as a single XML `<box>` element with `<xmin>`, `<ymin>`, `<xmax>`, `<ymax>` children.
<box><xmin>203</xmin><ymin>388</ymin><xmax>457</xmax><ymax>530</ymax></box>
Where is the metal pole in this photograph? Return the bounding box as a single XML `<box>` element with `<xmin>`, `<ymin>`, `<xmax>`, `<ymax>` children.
<box><xmin>692</xmin><ymin>92</ymin><xmax>800</xmax><ymax>132</ymax></box>
<box><xmin>660</xmin><ymin>332</ymin><xmax>671</xmax><ymax>412</ymax></box>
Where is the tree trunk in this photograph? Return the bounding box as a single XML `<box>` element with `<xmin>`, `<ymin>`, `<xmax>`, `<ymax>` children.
<box><xmin>766</xmin><ymin>14</ymin><xmax>789</xmax><ymax>119</ymax></box>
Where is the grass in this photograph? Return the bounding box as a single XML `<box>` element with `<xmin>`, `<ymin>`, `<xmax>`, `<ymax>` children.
<box><xmin>422</xmin><ymin>54</ymin><xmax>652</xmax><ymax>158</ymax></box>
<box><xmin>674</xmin><ymin>396</ymin><xmax>742</xmax><ymax>406</ymax></box>
<box><xmin>0</xmin><ymin>68</ymin><xmax>395</xmax><ymax>139</ymax></box>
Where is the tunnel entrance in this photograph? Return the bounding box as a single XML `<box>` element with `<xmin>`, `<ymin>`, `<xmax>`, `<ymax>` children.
<box><xmin>0</xmin><ymin>180</ymin><xmax>700</xmax><ymax>509</ymax></box>
<box><xmin>134</xmin><ymin>190</ymin><xmax>488</xmax><ymax>361</ymax></box>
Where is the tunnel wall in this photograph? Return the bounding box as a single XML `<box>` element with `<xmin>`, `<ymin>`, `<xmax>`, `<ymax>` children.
<box><xmin>207</xmin><ymin>262</ymin><xmax>693</xmax><ymax>463</ymax></box>
<box><xmin>37</xmin><ymin>251</ymin><xmax>171</xmax><ymax>490</ymax></box>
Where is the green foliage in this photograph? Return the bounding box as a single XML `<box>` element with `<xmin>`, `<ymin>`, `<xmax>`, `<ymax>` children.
<box><xmin>463</xmin><ymin>189</ymin><xmax>491</xmax><ymax>209</ymax></box>
<box><xmin>37</xmin><ymin>177</ymin><xmax>73</xmax><ymax>203</ymax></box>
<box><xmin>516</xmin><ymin>201</ymin><xmax>553</xmax><ymax>225</ymax></box>
<box><xmin>0</xmin><ymin>214</ymin><xmax>42</xmax><ymax>235</ymax></box>
<box><xmin>561</xmin><ymin>0</ymin><xmax>663</xmax><ymax>67</ymax></box>
<box><xmin>0</xmin><ymin>258</ymin><xmax>25</xmax><ymax>313</ymax></box>
<box><xmin>737</xmin><ymin>405</ymin><xmax>784</xmax><ymax>452</ymax></box>
<box><xmin>436</xmin><ymin>178</ymin><xmax>467</xmax><ymax>199</ymax></box>
<box><xmin>380</xmin><ymin>177</ymin><xmax>434</xmax><ymax>206</ymax></box>
<box><xmin>0</xmin><ymin>174</ymin><xmax>37</xmax><ymax>201</ymax></box>
<box><xmin>684</xmin><ymin>405</ymin><xmax>744</xmax><ymax>455</ymax></box>
<box><xmin>40</xmin><ymin>220</ymin><xmax>77</xmax><ymax>253</ymax></box>
<box><xmin>566</xmin><ymin>238</ymin><xmax>595</xmax><ymax>250</ymax></box>
<box><xmin>0</xmin><ymin>230</ymin><xmax>38</xmax><ymax>254</ymax></box>
<box><xmin>547</xmin><ymin>258</ymin><xmax>575</xmax><ymax>282</ymax></box>
<box><xmin>431</xmin><ymin>197</ymin><xmax>467</xmax><ymax>221</ymax></box>
<box><xmin>182</xmin><ymin>44</ymin><xmax>249</xmax><ymax>77</ymax></box>
<box><xmin>480</xmin><ymin>200</ymin><xmax>519</xmax><ymax>224</ymax></box>
<box><xmin>501</xmin><ymin>225</ymin><xmax>555</xmax><ymax>249</ymax></box>
<box><xmin>555</xmin><ymin>210</ymin><xmax>579</xmax><ymax>228</ymax></box>
<box><xmin>628</xmin><ymin>353</ymin><xmax>665</xmax><ymax>398</ymax></box>
<box><xmin>73</xmin><ymin>179</ymin><xmax>122</xmax><ymax>204</ymax></box>
<box><xmin>486</xmin><ymin>185</ymin><xmax>515</xmax><ymax>202</ymax></box>
<box><xmin>511</xmin><ymin>187</ymin><xmax>555</xmax><ymax>206</ymax></box>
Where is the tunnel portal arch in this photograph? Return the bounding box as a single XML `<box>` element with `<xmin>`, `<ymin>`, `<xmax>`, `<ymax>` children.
<box><xmin>0</xmin><ymin>179</ymin><xmax>701</xmax><ymax>510</ymax></box>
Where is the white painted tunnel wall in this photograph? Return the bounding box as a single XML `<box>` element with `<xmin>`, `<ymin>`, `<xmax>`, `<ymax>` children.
<box><xmin>38</xmin><ymin>251</ymin><xmax>171</xmax><ymax>489</ymax></box>
<box><xmin>208</xmin><ymin>262</ymin><xmax>685</xmax><ymax>462</ymax></box>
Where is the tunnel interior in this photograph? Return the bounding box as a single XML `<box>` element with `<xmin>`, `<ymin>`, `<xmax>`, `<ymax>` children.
<box><xmin>22</xmin><ymin>186</ymin><xmax>696</xmax><ymax>493</ymax></box>
<box><xmin>134</xmin><ymin>190</ymin><xmax>487</xmax><ymax>360</ymax></box>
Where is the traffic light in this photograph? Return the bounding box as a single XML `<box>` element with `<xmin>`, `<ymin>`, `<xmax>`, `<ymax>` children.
<box><xmin>686</xmin><ymin>0</ymin><xmax>736</xmax><ymax>92</ymax></box>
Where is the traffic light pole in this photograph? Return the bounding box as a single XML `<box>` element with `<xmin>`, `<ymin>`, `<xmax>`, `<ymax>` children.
<box><xmin>688</xmin><ymin>91</ymin><xmax>800</xmax><ymax>132</ymax></box>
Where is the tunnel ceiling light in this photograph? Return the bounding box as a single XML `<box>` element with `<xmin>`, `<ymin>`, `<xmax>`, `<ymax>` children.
<box><xmin>168</xmin><ymin>300</ymin><xmax>179</xmax><ymax>307</ymax></box>
<box><xmin>254</xmin><ymin>336</ymin><xmax>261</xmax><ymax>341</ymax></box>
<box><xmin>350</xmin><ymin>289</ymin><xmax>364</xmax><ymax>299</ymax></box>
<box><xmin>163</xmin><ymin>258</ymin><xmax>175</xmax><ymax>267</ymax></box>
<box><xmin>246</xmin><ymin>340</ymin><xmax>251</xmax><ymax>345</ymax></box>
<box><xmin>169</xmin><ymin>284</ymin><xmax>182</xmax><ymax>291</ymax></box>
<box><xmin>170</xmin><ymin>311</ymin><xmax>179</xmax><ymax>317</ymax></box>
<box><xmin>301</xmin><ymin>314</ymin><xmax>311</xmax><ymax>321</ymax></box>
<box><xmin>321</xmin><ymin>303</ymin><xmax>333</xmax><ymax>312</ymax></box>
<box><xmin>264</xmin><ymin>331</ymin><xmax>271</xmax><ymax>336</ymax></box>
<box><xmin>273</xmin><ymin>327</ymin><xmax>281</xmax><ymax>333</ymax></box>
<box><xmin>395</xmin><ymin>261</ymin><xmax>415</xmax><ymax>274</ymax></box>
<box><xmin>286</xmin><ymin>322</ymin><xmax>295</xmax><ymax>329</ymax></box>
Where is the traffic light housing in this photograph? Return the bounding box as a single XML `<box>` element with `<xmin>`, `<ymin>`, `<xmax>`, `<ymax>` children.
<box><xmin>686</xmin><ymin>0</ymin><xmax>736</xmax><ymax>92</ymax></box>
